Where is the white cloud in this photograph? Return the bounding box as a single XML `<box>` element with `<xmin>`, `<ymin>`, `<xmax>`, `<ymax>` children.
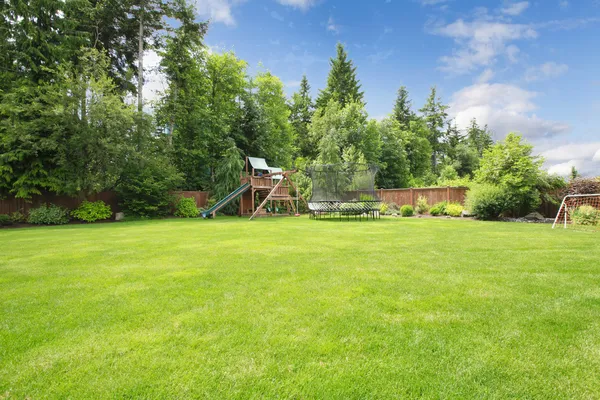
<box><xmin>594</xmin><ymin>149</ymin><xmax>600</xmax><ymax>162</ymax></box>
<box><xmin>449</xmin><ymin>83</ymin><xmax>570</xmax><ymax>140</ymax></box>
<box><xmin>282</xmin><ymin>51</ymin><xmax>327</xmax><ymax>68</ymax></box>
<box><xmin>194</xmin><ymin>0</ymin><xmax>244</xmax><ymax>26</ymax></box>
<box><xmin>501</xmin><ymin>2</ymin><xmax>530</xmax><ymax>16</ymax></box>
<box><xmin>327</xmin><ymin>16</ymin><xmax>340</xmax><ymax>34</ymax></box>
<box><xmin>476</xmin><ymin>68</ymin><xmax>495</xmax><ymax>83</ymax></box>
<box><xmin>368</xmin><ymin>50</ymin><xmax>394</xmax><ymax>63</ymax></box>
<box><xmin>431</xmin><ymin>19</ymin><xmax>537</xmax><ymax>74</ymax></box>
<box><xmin>420</xmin><ymin>0</ymin><xmax>450</xmax><ymax>5</ymax></box>
<box><xmin>270</xmin><ymin>10</ymin><xmax>284</xmax><ymax>21</ymax></box>
<box><xmin>275</xmin><ymin>0</ymin><xmax>318</xmax><ymax>11</ymax></box>
<box><xmin>541</xmin><ymin>142</ymin><xmax>600</xmax><ymax>162</ymax></box>
<box><xmin>547</xmin><ymin>160</ymin><xmax>583</xmax><ymax>176</ymax></box>
<box><xmin>559</xmin><ymin>1</ymin><xmax>569</xmax><ymax>9</ymax></box>
<box><xmin>524</xmin><ymin>62</ymin><xmax>568</xmax><ymax>82</ymax></box>
<box><xmin>142</xmin><ymin>50</ymin><xmax>166</xmax><ymax>106</ymax></box>
<box><xmin>269</xmin><ymin>39</ymin><xmax>281</xmax><ymax>45</ymax></box>
<box><xmin>284</xmin><ymin>80</ymin><xmax>302</xmax><ymax>88</ymax></box>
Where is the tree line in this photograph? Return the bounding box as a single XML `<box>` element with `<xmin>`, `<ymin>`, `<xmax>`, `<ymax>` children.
<box><xmin>1</xmin><ymin>0</ymin><xmax>517</xmax><ymax>215</ymax></box>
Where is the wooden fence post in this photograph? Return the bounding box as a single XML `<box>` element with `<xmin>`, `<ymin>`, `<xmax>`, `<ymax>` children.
<box><xmin>447</xmin><ymin>186</ymin><xmax>450</xmax><ymax>203</ymax></box>
<box><xmin>410</xmin><ymin>188</ymin><xmax>414</xmax><ymax>207</ymax></box>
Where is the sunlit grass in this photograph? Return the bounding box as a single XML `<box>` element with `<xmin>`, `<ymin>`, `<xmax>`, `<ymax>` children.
<box><xmin>1</xmin><ymin>217</ymin><xmax>599</xmax><ymax>398</ymax></box>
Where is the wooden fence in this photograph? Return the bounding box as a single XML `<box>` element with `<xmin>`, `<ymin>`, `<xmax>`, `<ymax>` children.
<box><xmin>377</xmin><ymin>187</ymin><xmax>469</xmax><ymax>207</ymax></box>
<box><xmin>0</xmin><ymin>191</ymin><xmax>210</xmax><ymax>216</ymax></box>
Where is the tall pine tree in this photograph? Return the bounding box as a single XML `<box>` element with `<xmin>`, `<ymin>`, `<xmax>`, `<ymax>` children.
<box><xmin>289</xmin><ymin>75</ymin><xmax>315</xmax><ymax>159</ymax></box>
<box><xmin>466</xmin><ymin>118</ymin><xmax>494</xmax><ymax>157</ymax></box>
<box><xmin>315</xmin><ymin>43</ymin><xmax>364</xmax><ymax>110</ymax></box>
<box><xmin>419</xmin><ymin>86</ymin><xmax>448</xmax><ymax>175</ymax></box>
<box><xmin>393</xmin><ymin>86</ymin><xmax>415</xmax><ymax>130</ymax></box>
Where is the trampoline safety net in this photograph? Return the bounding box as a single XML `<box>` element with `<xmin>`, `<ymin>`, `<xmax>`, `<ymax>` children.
<box><xmin>307</xmin><ymin>163</ymin><xmax>382</xmax><ymax>218</ymax></box>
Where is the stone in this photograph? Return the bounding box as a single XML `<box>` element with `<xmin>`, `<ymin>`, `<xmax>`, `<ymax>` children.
<box><xmin>524</xmin><ymin>212</ymin><xmax>545</xmax><ymax>221</ymax></box>
<box><xmin>461</xmin><ymin>210</ymin><xmax>473</xmax><ymax>217</ymax></box>
<box><xmin>115</xmin><ymin>212</ymin><xmax>125</xmax><ymax>221</ymax></box>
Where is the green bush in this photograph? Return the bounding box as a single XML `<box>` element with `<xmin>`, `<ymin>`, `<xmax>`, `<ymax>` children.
<box><xmin>400</xmin><ymin>205</ymin><xmax>414</xmax><ymax>217</ymax></box>
<box><xmin>415</xmin><ymin>195</ymin><xmax>430</xmax><ymax>215</ymax></box>
<box><xmin>9</xmin><ymin>211</ymin><xmax>25</xmax><ymax>223</ymax></box>
<box><xmin>116</xmin><ymin>156</ymin><xmax>183</xmax><ymax>218</ymax></box>
<box><xmin>430</xmin><ymin>201</ymin><xmax>447</xmax><ymax>216</ymax></box>
<box><xmin>0</xmin><ymin>214</ymin><xmax>13</xmax><ymax>226</ymax></box>
<box><xmin>446</xmin><ymin>203</ymin><xmax>464</xmax><ymax>217</ymax></box>
<box><xmin>174</xmin><ymin>197</ymin><xmax>199</xmax><ymax>218</ymax></box>
<box><xmin>465</xmin><ymin>184</ymin><xmax>509</xmax><ymax>220</ymax></box>
<box><xmin>380</xmin><ymin>203</ymin><xmax>389</xmax><ymax>215</ymax></box>
<box><xmin>572</xmin><ymin>205</ymin><xmax>600</xmax><ymax>226</ymax></box>
<box><xmin>27</xmin><ymin>204</ymin><xmax>70</xmax><ymax>225</ymax></box>
<box><xmin>71</xmin><ymin>201</ymin><xmax>112</xmax><ymax>222</ymax></box>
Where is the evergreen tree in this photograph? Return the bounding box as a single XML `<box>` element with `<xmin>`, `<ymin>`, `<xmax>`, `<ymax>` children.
<box><xmin>376</xmin><ymin>118</ymin><xmax>411</xmax><ymax>189</ymax></box>
<box><xmin>393</xmin><ymin>86</ymin><xmax>415</xmax><ymax>130</ymax></box>
<box><xmin>466</xmin><ymin>118</ymin><xmax>494</xmax><ymax>157</ymax></box>
<box><xmin>419</xmin><ymin>86</ymin><xmax>448</xmax><ymax>175</ymax></box>
<box><xmin>289</xmin><ymin>75</ymin><xmax>315</xmax><ymax>159</ymax></box>
<box><xmin>315</xmin><ymin>43</ymin><xmax>364</xmax><ymax>110</ymax></box>
<box><xmin>570</xmin><ymin>166</ymin><xmax>580</xmax><ymax>181</ymax></box>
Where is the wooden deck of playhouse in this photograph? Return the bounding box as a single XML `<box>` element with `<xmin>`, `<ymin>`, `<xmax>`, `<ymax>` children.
<box><xmin>239</xmin><ymin>157</ymin><xmax>307</xmax><ymax>219</ymax></box>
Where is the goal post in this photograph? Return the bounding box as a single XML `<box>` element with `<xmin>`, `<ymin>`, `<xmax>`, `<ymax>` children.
<box><xmin>552</xmin><ymin>194</ymin><xmax>600</xmax><ymax>230</ymax></box>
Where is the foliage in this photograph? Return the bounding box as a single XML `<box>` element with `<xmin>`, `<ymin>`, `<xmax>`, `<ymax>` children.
<box><xmin>567</xmin><ymin>178</ymin><xmax>600</xmax><ymax>195</ymax></box>
<box><xmin>316</xmin><ymin>43</ymin><xmax>364</xmax><ymax>110</ymax></box>
<box><xmin>445</xmin><ymin>203</ymin><xmax>464</xmax><ymax>217</ymax></box>
<box><xmin>415</xmin><ymin>195</ymin><xmax>430</xmax><ymax>214</ymax></box>
<box><xmin>376</xmin><ymin>118</ymin><xmax>411</xmax><ymax>189</ymax></box>
<box><xmin>71</xmin><ymin>201</ymin><xmax>113</xmax><ymax>222</ymax></box>
<box><xmin>393</xmin><ymin>86</ymin><xmax>415</xmax><ymax>130</ymax></box>
<box><xmin>400</xmin><ymin>204</ymin><xmax>414</xmax><ymax>217</ymax></box>
<box><xmin>572</xmin><ymin>205</ymin><xmax>600</xmax><ymax>226</ymax></box>
<box><xmin>27</xmin><ymin>204</ymin><xmax>70</xmax><ymax>225</ymax></box>
<box><xmin>0</xmin><ymin>214</ymin><xmax>12</xmax><ymax>226</ymax></box>
<box><xmin>466</xmin><ymin>119</ymin><xmax>494</xmax><ymax>157</ymax></box>
<box><xmin>400</xmin><ymin>119</ymin><xmax>433</xmax><ymax>183</ymax></box>
<box><xmin>419</xmin><ymin>86</ymin><xmax>449</xmax><ymax>174</ymax></box>
<box><xmin>465</xmin><ymin>184</ymin><xmax>509</xmax><ymax>220</ymax></box>
<box><xmin>213</xmin><ymin>146</ymin><xmax>245</xmax><ymax>215</ymax></box>
<box><xmin>174</xmin><ymin>197</ymin><xmax>199</xmax><ymax>218</ymax></box>
<box><xmin>475</xmin><ymin>133</ymin><xmax>544</xmax><ymax>217</ymax></box>
<box><xmin>289</xmin><ymin>75</ymin><xmax>315</xmax><ymax>159</ymax></box>
<box><xmin>116</xmin><ymin>154</ymin><xmax>183</xmax><ymax>218</ymax></box>
<box><xmin>9</xmin><ymin>211</ymin><xmax>25</xmax><ymax>223</ymax></box>
<box><xmin>380</xmin><ymin>203</ymin><xmax>389</xmax><ymax>215</ymax></box>
<box><xmin>430</xmin><ymin>201</ymin><xmax>448</xmax><ymax>216</ymax></box>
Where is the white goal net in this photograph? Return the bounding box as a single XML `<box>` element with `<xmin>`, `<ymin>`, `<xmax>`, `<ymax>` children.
<box><xmin>553</xmin><ymin>194</ymin><xmax>600</xmax><ymax>231</ymax></box>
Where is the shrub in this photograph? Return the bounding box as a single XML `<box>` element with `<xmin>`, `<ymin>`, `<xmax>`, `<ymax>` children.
<box><xmin>71</xmin><ymin>201</ymin><xmax>112</xmax><ymax>222</ymax></box>
<box><xmin>116</xmin><ymin>156</ymin><xmax>183</xmax><ymax>218</ymax></box>
<box><xmin>9</xmin><ymin>211</ymin><xmax>25</xmax><ymax>223</ymax></box>
<box><xmin>387</xmin><ymin>202</ymin><xmax>399</xmax><ymax>212</ymax></box>
<box><xmin>379</xmin><ymin>203</ymin><xmax>389</xmax><ymax>215</ymax></box>
<box><xmin>446</xmin><ymin>203</ymin><xmax>464</xmax><ymax>217</ymax></box>
<box><xmin>174</xmin><ymin>197</ymin><xmax>199</xmax><ymax>218</ymax></box>
<box><xmin>400</xmin><ymin>205</ymin><xmax>414</xmax><ymax>217</ymax></box>
<box><xmin>572</xmin><ymin>205</ymin><xmax>600</xmax><ymax>226</ymax></box>
<box><xmin>465</xmin><ymin>184</ymin><xmax>509</xmax><ymax>220</ymax></box>
<box><xmin>415</xmin><ymin>195</ymin><xmax>430</xmax><ymax>215</ymax></box>
<box><xmin>27</xmin><ymin>204</ymin><xmax>69</xmax><ymax>225</ymax></box>
<box><xmin>430</xmin><ymin>201</ymin><xmax>447</xmax><ymax>216</ymax></box>
<box><xmin>0</xmin><ymin>214</ymin><xmax>13</xmax><ymax>226</ymax></box>
<box><xmin>568</xmin><ymin>178</ymin><xmax>600</xmax><ymax>195</ymax></box>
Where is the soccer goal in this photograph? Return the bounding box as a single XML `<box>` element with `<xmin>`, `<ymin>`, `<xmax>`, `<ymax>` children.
<box><xmin>552</xmin><ymin>194</ymin><xmax>600</xmax><ymax>230</ymax></box>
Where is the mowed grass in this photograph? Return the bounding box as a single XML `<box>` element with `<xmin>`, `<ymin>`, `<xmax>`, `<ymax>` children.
<box><xmin>1</xmin><ymin>217</ymin><xmax>600</xmax><ymax>399</ymax></box>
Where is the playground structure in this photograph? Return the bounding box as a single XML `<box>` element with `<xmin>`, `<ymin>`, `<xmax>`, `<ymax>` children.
<box><xmin>307</xmin><ymin>163</ymin><xmax>382</xmax><ymax>220</ymax></box>
<box><xmin>201</xmin><ymin>157</ymin><xmax>306</xmax><ymax>220</ymax></box>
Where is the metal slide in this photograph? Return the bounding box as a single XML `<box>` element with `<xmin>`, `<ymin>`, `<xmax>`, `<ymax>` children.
<box><xmin>201</xmin><ymin>182</ymin><xmax>251</xmax><ymax>219</ymax></box>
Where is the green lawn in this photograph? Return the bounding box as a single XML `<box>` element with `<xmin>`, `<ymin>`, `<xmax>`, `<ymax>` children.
<box><xmin>1</xmin><ymin>217</ymin><xmax>599</xmax><ymax>399</ymax></box>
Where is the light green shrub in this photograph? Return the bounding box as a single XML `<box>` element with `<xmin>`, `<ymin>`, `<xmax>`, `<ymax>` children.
<box><xmin>572</xmin><ymin>205</ymin><xmax>600</xmax><ymax>226</ymax></box>
<box><xmin>71</xmin><ymin>201</ymin><xmax>112</xmax><ymax>222</ymax></box>
<box><xmin>415</xmin><ymin>195</ymin><xmax>430</xmax><ymax>215</ymax></box>
<box><xmin>174</xmin><ymin>197</ymin><xmax>199</xmax><ymax>218</ymax></box>
<box><xmin>430</xmin><ymin>201</ymin><xmax>447</xmax><ymax>216</ymax></box>
<box><xmin>400</xmin><ymin>205</ymin><xmax>414</xmax><ymax>217</ymax></box>
<box><xmin>446</xmin><ymin>203</ymin><xmax>464</xmax><ymax>217</ymax></box>
<box><xmin>380</xmin><ymin>203</ymin><xmax>389</xmax><ymax>215</ymax></box>
<box><xmin>465</xmin><ymin>184</ymin><xmax>509</xmax><ymax>220</ymax></box>
<box><xmin>0</xmin><ymin>214</ymin><xmax>12</xmax><ymax>226</ymax></box>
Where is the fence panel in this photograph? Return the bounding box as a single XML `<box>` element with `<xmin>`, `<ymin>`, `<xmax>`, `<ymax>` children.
<box><xmin>171</xmin><ymin>191</ymin><xmax>209</xmax><ymax>209</ymax></box>
<box><xmin>378</xmin><ymin>187</ymin><xmax>468</xmax><ymax>207</ymax></box>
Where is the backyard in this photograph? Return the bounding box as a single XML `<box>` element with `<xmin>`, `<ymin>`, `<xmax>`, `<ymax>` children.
<box><xmin>1</xmin><ymin>217</ymin><xmax>599</xmax><ymax>398</ymax></box>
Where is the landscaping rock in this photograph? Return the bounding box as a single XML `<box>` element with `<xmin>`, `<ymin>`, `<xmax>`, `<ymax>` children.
<box><xmin>115</xmin><ymin>212</ymin><xmax>125</xmax><ymax>221</ymax></box>
<box><xmin>461</xmin><ymin>210</ymin><xmax>473</xmax><ymax>217</ymax></box>
<box><xmin>524</xmin><ymin>212</ymin><xmax>545</xmax><ymax>221</ymax></box>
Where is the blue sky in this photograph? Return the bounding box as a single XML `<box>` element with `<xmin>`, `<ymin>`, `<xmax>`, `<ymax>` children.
<box><xmin>148</xmin><ymin>0</ymin><xmax>600</xmax><ymax>175</ymax></box>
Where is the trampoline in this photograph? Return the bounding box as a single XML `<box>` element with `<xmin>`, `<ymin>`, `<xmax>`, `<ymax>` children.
<box><xmin>307</xmin><ymin>163</ymin><xmax>382</xmax><ymax>220</ymax></box>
